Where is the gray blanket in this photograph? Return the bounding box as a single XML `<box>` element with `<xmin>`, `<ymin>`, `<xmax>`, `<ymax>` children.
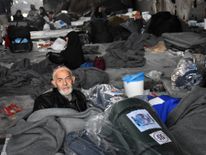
<box><xmin>166</xmin><ymin>86</ymin><xmax>206</xmax><ymax>155</ymax></box>
<box><xmin>28</xmin><ymin>107</ymin><xmax>102</xmax><ymax>134</ymax></box>
<box><xmin>6</xmin><ymin>117</ymin><xmax>65</xmax><ymax>155</ymax></box>
<box><xmin>6</xmin><ymin>107</ymin><xmax>102</xmax><ymax>155</ymax></box>
<box><xmin>73</xmin><ymin>67</ymin><xmax>109</xmax><ymax>89</ymax></box>
<box><xmin>0</xmin><ymin>58</ymin><xmax>55</xmax><ymax>98</ymax></box>
<box><xmin>103</xmin><ymin>32</ymin><xmax>160</xmax><ymax>68</ymax></box>
<box><xmin>162</xmin><ymin>32</ymin><xmax>206</xmax><ymax>49</ymax></box>
<box><xmin>0</xmin><ymin>58</ymin><xmax>110</xmax><ymax>97</ymax></box>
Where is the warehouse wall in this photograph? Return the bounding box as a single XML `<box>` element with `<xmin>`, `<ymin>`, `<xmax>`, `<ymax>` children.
<box><xmin>11</xmin><ymin>0</ymin><xmax>206</xmax><ymax>21</ymax></box>
<box><xmin>136</xmin><ymin>0</ymin><xmax>206</xmax><ymax>21</ymax></box>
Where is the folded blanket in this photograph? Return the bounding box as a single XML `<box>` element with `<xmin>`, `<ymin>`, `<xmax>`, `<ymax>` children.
<box><xmin>28</xmin><ymin>107</ymin><xmax>103</xmax><ymax>134</ymax></box>
<box><xmin>162</xmin><ymin>32</ymin><xmax>206</xmax><ymax>49</ymax></box>
<box><xmin>6</xmin><ymin>107</ymin><xmax>102</xmax><ymax>155</ymax></box>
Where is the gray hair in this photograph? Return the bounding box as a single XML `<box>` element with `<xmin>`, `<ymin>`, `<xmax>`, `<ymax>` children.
<box><xmin>52</xmin><ymin>66</ymin><xmax>73</xmax><ymax>80</ymax></box>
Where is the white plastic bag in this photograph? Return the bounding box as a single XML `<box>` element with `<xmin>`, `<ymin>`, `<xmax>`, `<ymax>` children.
<box><xmin>43</xmin><ymin>23</ymin><xmax>50</xmax><ymax>31</ymax></box>
<box><xmin>51</xmin><ymin>37</ymin><xmax>67</xmax><ymax>51</ymax></box>
<box><xmin>54</xmin><ymin>20</ymin><xmax>67</xmax><ymax>29</ymax></box>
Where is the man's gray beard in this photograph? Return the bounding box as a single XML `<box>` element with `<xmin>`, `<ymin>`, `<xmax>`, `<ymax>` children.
<box><xmin>58</xmin><ymin>87</ymin><xmax>73</xmax><ymax>98</ymax></box>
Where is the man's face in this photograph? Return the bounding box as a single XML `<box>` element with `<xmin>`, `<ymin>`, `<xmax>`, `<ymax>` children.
<box><xmin>52</xmin><ymin>69</ymin><xmax>74</xmax><ymax>96</ymax></box>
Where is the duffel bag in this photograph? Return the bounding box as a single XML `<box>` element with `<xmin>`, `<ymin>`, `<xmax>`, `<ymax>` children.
<box><xmin>107</xmin><ymin>98</ymin><xmax>183</xmax><ymax>155</ymax></box>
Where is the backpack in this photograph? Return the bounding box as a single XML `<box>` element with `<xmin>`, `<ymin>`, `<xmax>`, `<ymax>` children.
<box><xmin>8</xmin><ymin>21</ymin><xmax>33</xmax><ymax>53</ymax></box>
<box><xmin>94</xmin><ymin>56</ymin><xmax>106</xmax><ymax>70</ymax></box>
<box><xmin>147</xmin><ymin>11</ymin><xmax>182</xmax><ymax>36</ymax></box>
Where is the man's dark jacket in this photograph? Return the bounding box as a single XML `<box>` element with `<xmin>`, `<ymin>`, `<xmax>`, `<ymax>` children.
<box><xmin>33</xmin><ymin>88</ymin><xmax>87</xmax><ymax>112</ymax></box>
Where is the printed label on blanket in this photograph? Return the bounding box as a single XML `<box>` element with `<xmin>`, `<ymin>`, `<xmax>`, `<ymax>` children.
<box><xmin>127</xmin><ymin>109</ymin><xmax>161</xmax><ymax>132</ymax></box>
<box><xmin>149</xmin><ymin>130</ymin><xmax>172</xmax><ymax>145</ymax></box>
<box><xmin>148</xmin><ymin>97</ymin><xmax>164</xmax><ymax>106</ymax></box>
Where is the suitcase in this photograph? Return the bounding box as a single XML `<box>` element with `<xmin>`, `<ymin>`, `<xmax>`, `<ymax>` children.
<box><xmin>8</xmin><ymin>21</ymin><xmax>33</xmax><ymax>53</ymax></box>
<box><xmin>107</xmin><ymin>98</ymin><xmax>183</xmax><ymax>155</ymax></box>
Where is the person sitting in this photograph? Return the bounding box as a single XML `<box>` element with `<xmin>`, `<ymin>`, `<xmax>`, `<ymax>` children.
<box><xmin>48</xmin><ymin>11</ymin><xmax>55</xmax><ymax>22</ymax></box>
<box><xmin>26</xmin><ymin>4</ymin><xmax>41</xmax><ymax>30</ymax></box>
<box><xmin>39</xmin><ymin>6</ymin><xmax>50</xmax><ymax>29</ymax></box>
<box><xmin>27</xmin><ymin>4</ymin><xmax>39</xmax><ymax>21</ymax></box>
<box><xmin>47</xmin><ymin>31</ymin><xmax>85</xmax><ymax>70</ymax></box>
<box><xmin>13</xmin><ymin>9</ymin><xmax>24</xmax><ymax>21</ymax></box>
<box><xmin>33</xmin><ymin>66</ymin><xmax>87</xmax><ymax>112</ymax></box>
<box><xmin>61</xmin><ymin>31</ymin><xmax>85</xmax><ymax>69</ymax></box>
<box><xmin>39</xmin><ymin>6</ymin><xmax>49</xmax><ymax>22</ymax></box>
<box><xmin>44</xmin><ymin>11</ymin><xmax>56</xmax><ymax>30</ymax></box>
<box><xmin>0</xmin><ymin>0</ymin><xmax>9</xmax><ymax>45</ymax></box>
<box><xmin>39</xmin><ymin>7</ymin><xmax>47</xmax><ymax>17</ymax></box>
<box><xmin>91</xmin><ymin>4</ymin><xmax>107</xmax><ymax>19</ymax></box>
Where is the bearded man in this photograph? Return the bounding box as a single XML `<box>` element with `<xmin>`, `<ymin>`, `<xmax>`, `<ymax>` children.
<box><xmin>33</xmin><ymin>66</ymin><xmax>87</xmax><ymax>112</ymax></box>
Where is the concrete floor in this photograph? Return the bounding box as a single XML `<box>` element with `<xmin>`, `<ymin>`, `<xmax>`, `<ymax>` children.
<box><xmin>0</xmin><ymin>41</ymin><xmax>181</xmax><ymax>136</ymax></box>
<box><xmin>0</xmin><ymin>41</ymin><xmax>180</xmax><ymax>88</ymax></box>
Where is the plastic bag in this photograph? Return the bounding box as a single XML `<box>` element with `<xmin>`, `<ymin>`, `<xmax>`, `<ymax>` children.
<box><xmin>51</xmin><ymin>38</ymin><xmax>66</xmax><ymax>51</ymax></box>
<box><xmin>171</xmin><ymin>57</ymin><xmax>202</xmax><ymax>89</ymax></box>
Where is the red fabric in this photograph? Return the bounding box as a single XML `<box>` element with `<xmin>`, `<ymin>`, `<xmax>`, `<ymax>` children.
<box><xmin>94</xmin><ymin>56</ymin><xmax>106</xmax><ymax>70</ymax></box>
<box><xmin>4</xmin><ymin>34</ymin><xmax>10</xmax><ymax>48</ymax></box>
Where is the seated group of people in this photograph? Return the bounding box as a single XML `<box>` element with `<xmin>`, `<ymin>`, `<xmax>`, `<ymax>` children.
<box><xmin>13</xmin><ymin>4</ymin><xmax>55</xmax><ymax>30</ymax></box>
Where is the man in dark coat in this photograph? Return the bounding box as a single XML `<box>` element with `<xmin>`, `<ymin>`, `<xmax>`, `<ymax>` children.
<box><xmin>33</xmin><ymin>66</ymin><xmax>87</xmax><ymax>112</ymax></box>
